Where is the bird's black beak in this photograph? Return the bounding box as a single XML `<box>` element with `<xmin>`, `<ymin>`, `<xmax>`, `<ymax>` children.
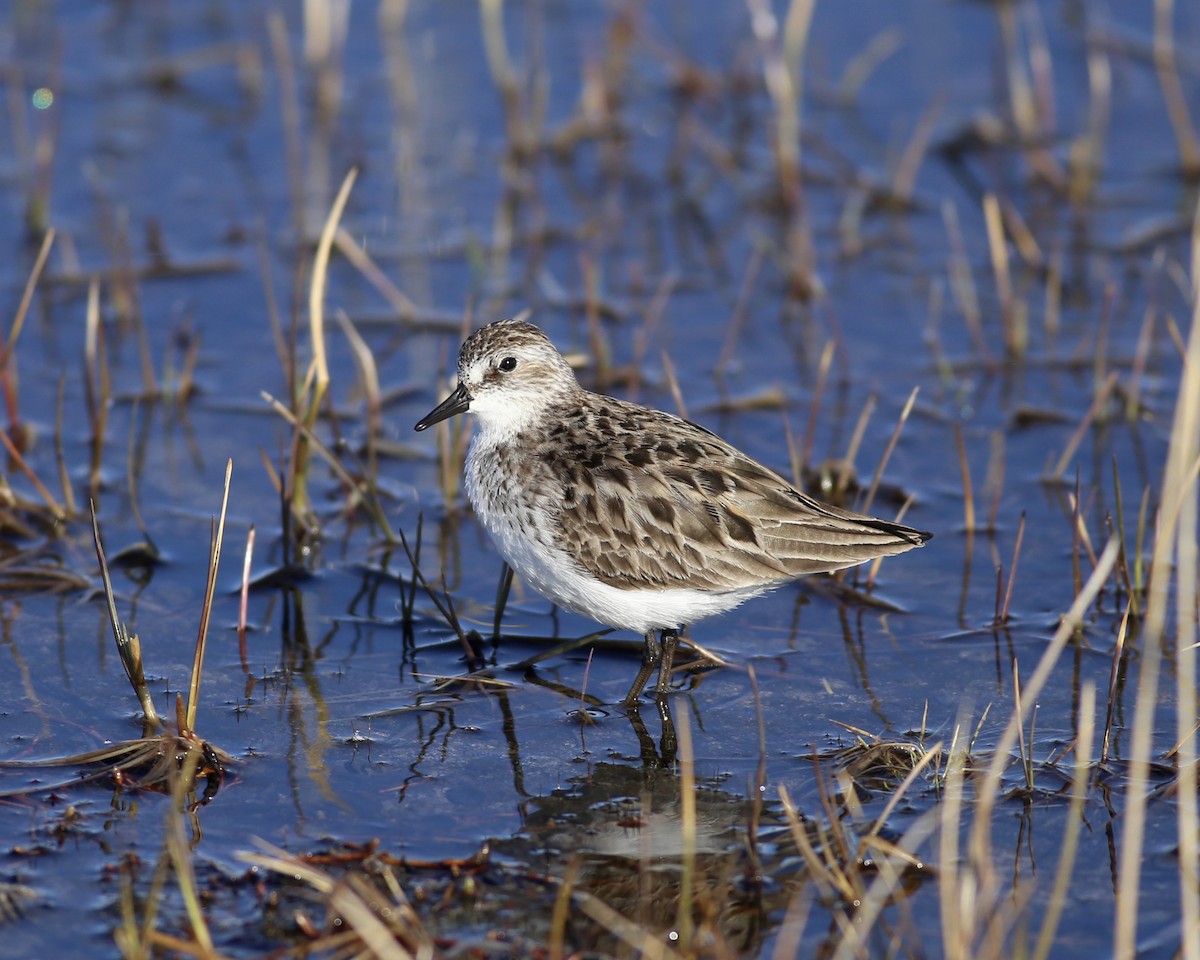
<box><xmin>414</xmin><ymin>381</ymin><xmax>471</xmax><ymax>431</ymax></box>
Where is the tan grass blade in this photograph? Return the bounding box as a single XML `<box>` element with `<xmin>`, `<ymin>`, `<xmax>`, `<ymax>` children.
<box><xmin>91</xmin><ymin>501</ymin><xmax>162</xmax><ymax>728</ymax></box>
<box><xmin>1116</xmin><ymin>192</ymin><xmax>1200</xmax><ymax>960</ymax></box>
<box><xmin>185</xmin><ymin>459</ymin><xmax>232</xmax><ymax>732</ymax></box>
<box><xmin>1032</xmin><ymin>682</ymin><xmax>1097</xmax><ymax>960</ymax></box>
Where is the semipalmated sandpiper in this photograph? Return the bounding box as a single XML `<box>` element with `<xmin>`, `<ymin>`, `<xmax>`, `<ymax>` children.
<box><xmin>416</xmin><ymin>319</ymin><xmax>931</xmax><ymax>703</ymax></box>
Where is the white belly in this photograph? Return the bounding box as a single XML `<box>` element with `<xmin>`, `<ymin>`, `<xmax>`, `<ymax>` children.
<box><xmin>465</xmin><ymin>438</ymin><xmax>769</xmax><ymax>634</ymax></box>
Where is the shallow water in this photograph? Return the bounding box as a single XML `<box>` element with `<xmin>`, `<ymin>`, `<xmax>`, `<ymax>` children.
<box><xmin>0</xmin><ymin>1</ymin><xmax>1197</xmax><ymax>956</ymax></box>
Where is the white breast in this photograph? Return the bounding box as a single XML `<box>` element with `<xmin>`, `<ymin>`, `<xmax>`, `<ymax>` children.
<box><xmin>465</xmin><ymin>436</ymin><xmax>771</xmax><ymax>634</ymax></box>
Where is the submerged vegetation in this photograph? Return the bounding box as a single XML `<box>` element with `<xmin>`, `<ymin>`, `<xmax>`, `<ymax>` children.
<box><xmin>0</xmin><ymin>1</ymin><xmax>1197</xmax><ymax>957</ymax></box>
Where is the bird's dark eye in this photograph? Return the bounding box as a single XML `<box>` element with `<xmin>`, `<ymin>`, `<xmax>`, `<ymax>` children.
<box><xmin>498</xmin><ymin>356</ymin><xmax>518</xmax><ymax>372</ymax></box>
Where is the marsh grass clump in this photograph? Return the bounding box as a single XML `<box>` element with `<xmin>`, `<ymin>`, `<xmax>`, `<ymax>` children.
<box><xmin>238</xmin><ymin>842</ymin><xmax>438</xmax><ymax>960</ymax></box>
<box><xmin>0</xmin><ymin>882</ymin><xmax>37</xmax><ymax>925</ymax></box>
<box><xmin>112</xmin><ymin>743</ymin><xmax>229</xmax><ymax>959</ymax></box>
<box><xmin>0</xmin><ymin>465</ymin><xmax>236</xmax><ymax>802</ymax></box>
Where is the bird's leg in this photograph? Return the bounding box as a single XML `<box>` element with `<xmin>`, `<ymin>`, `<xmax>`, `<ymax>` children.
<box><xmin>623</xmin><ymin>630</ymin><xmax>660</xmax><ymax>705</ymax></box>
<box><xmin>655</xmin><ymin>695</ymin><xmax>677</xmax><ymax>763</ymax></box>
<box><xmin>653</xmin><ymin>627</ymin><xmax>681</xmax><ymax>699</ymax></box>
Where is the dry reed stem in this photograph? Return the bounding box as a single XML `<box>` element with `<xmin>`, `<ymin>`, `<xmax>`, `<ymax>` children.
<box><xmin>84</xmin><ymin>279</ymin><xmax>108</xmax><ymax>495</ymax></box>
<box><xmin>238</xmin><ymin>525</ymin><xmax>254</xmax><ymax>664</ymax></box>
<box><xmin>997</xmin><ymin>0</ymin><xmax>1036</xmax><ymax>140</ymax></box>
<box><xmin>1048</xmin><ymin>370</ymin><xmax>1118</xmax><ymax>483</ymax></box>
<box><xmin>955</xmin><ymin>424</ymin><xmax>974</xmax><ymax>532</ymax></box>
<box><xmin>1032</xmin><ymin>682</ymin><xmax>1096</xmax><ymax>960</ymax></box>
<box><xmin>185</xmin><ymin>459</ymin><xmax>232</xmax><ymax>732</ymax></box>
<box><xmin>1154</xmin><ymin>0</ymin><xmax>1200</xmax><ymax>176</ymax></box>
<box><xmin>91</xmin><ymin>501</ymin><xmax>162</xmax><ymax>729</ymax></box>
<box><xmin>860</xmin><ymin>386</ymin><xmax>917</xmax><ymax>517</ymax></box>
<box><xmin>630</xmin><ymin>272</ymin><xmax>677</xmax><ymax>404</ymax></box>
<box><xmin>1169</xmin><ymin>197</ymin><xmax>1199</xmax><ymax>960</ymax></box>
<box><xmin>984</xmin><ymin>430</ymin><xmax>1006</xmax><ymax>532</ymax></box>
<box><xmin>835</xmin><ymin>27</ymin><xmax>902</xmax><ymax>105</ymax></box>
<box><xmin>1115</xmin><ymin>200</ymin><xmax>1200</xmax><ymax>957</ymax></box>
<box><xmin>572</xmin><ymin>887</ymin><xmax>683</xmax><ymax>960</ymax></box>
<box><xmin>262</xmin><ymin>390</ymin><xmax>396</xmax><ymax>539</ymax></box>
<box><xmin>401</xmin><ymin>513</ymin><xmax>424</xmax><ymax>623</ymax></box>
<box><xmin>717</xmin><ymin>244</ymin><xmax>765</xmax><ymax>377</ymax></box>
<box><xmin>548</xmin><ymin>856</ymin><xmax>579</xmax><ymax>960</ymax></box>
<box><xmin>1066</xmin><ymin>485</ymin><xmax>1098</xmax><ymax>570</ymax></box>
<box><xmin>943</xmin><ymin>200</ymin><xmax>991</xmax><ymax>366</ymax></box>
<box><xmin>286</xmin><ymin>166</ymin><xmax>358</xmax><ymax>525</ymax></box>
<box><xmin>770</xmin><ymin>886</ymin><xmax>813</xmax><ymax>959</ymax></box>
<box><xmin>802</xmin><ymin>340</ymin><xmax>836</xmax><ymax>469</ymax></box>
<box><xmin>306</xmin><ymin>166</ymin><xmax>357</xmax><ymax>425</ymax></box>
<box><xmin>163</xmin><ymin>750</ymin><xmax>214</xmax><ymax>955</ymax></box>
<box><xmin>238</xmin><ymin>842</ymin><xmax>431</xmax><ymax>960</ymax></box>
<box><xmin>843</xmin><ymin>394</ymin><xmax>875</xmax><ymax>476</ymax></box>
<box><xmin>0</xmin><ymin>425</ymin><xmax>63</xmax><ymax>519</ymax></box>
<box><xmin>54</xmin><ymin>374</ymin><xmax>76</xmax><ymax>516</ymax></box>
<box><xmin>862</xmin><ymin>739</ymin><xmax>945</xmax><ymax>843</ymax></box>
<box><xmin>924</xmin><ymin>280</ymin><xmax>955</xmax><ymax>387</ymax></box>
<box><xmin>983</xmin><ymin>194</ymin><xmax>1020</xmax><ymax>357</ymax></box>
<box><xmin>1012</xmin><ymin>660</ymin><xmax>1033</xmax><ymax>792</ymax></box>
<box><xmin>892</xmin><ymin>95</ymin><xmax>941</xmax><ymax>205</ymax></box>
<box><xmin>746</xmin><ymin>665</ymin><xmax>767</xmax><ymax>886</ymax></box>
<box><xmin>1043</xmin><ymin>246</ymin><xmax>1063</xmax><ymax>345</ymax></box>
<box><xmin>746</xmin><ymin>0</ymin><xmax>818</xmax><ymax>297</ymax></box>
<box><xmin>395</xmin><ymin>525</ymin><xmax>472</xmax><ymax>656</ymax></box>
<box><xmin>333</xmin><ymin>226</ymin><xmax>419</xmax><ymax>320</ymax></box>
<box><xmin>660</xmin><ymin>350</ymin><xmax>687</xmax><ymax>422</ymax></box>
<box><xmin>256</xmin><ymin>230</ymin><xmax>290</xmax><ymax>382</ymax></box>
<box><xmin>964</xmin><ymin>539</ymin><xmax>1117</xmax><ymax>951</ymax></box>
<box><xmin>936</xmin><ymin>721</ymin><xmax>969</xmax><ymax>956</ymax></box>
<box><xmin>267</xmin><ymin>12</ymin><xmax>306</xmax><ymax>239</ymax></box>
<box><xmin>1102</xmin><ymin>603</ymin><xmax>1132</xmax><ymax>764</ymax></box>
<box><xmin>1074</xmin><ymin>38</ymin><xmax>1111</xmax><ymax>205</ymax></box>
<box><xmin>674</xmin><ymin>706</ymin><xmax>697</xmax><ymax>951</ymax></box>
<box><xmin>999</xmin><ymin>511</ymin><xmax>1025</xmax><ymax>623</ymax></box>
<box><xmin>999</xmin><ymin>196</ymin><xmax>1043</xmax><ymax>268</ymax></box>
<box><xmin>745</xmin><ymin>0</ymin><xmax>805</xmax><ymax>189</ymax></box>
<box><xmin>114</xmin><ymin>861</ymin><xmax>143</xmax><ymax>958</ymax></box>
<box><xmin>117</xmin><ymin>831</ymin><xmax>174</xmax><ymax>958</ymax></box>
<box><xmin>2</xmin><ymin>226</ymin><xmax>54</xmax><ymax>365</ymax></box>
<box><xmin>780</xmin><ymin>784</ymin><xmax>845</xmax><ymax>904</ymax></box>
<box><xmin>125</xmin><ymin>402</ymin><xmax>155</xmax><ymax>555</ymax></box>
<box><xmin>830</xmin><ymin>806</ymin><xmax>940</xmax><ymax>960</ymax></box>
<box><xmin>1128</xmin><ymin>300</ymin><xmax>1158</xmax><ymax>423</ymax></box>
<box><xmin>336</xmin><ymin>311</ymin><xmax>381</xmax><ymax>463</ymax></box>
<box><xmin>783</xmin><ymin>413</ymin><xmax>803</xmax><ymax>488</ymax></box>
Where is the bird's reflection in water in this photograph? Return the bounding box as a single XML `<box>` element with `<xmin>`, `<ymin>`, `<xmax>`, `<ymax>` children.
<box><xmin>490</xmin><ymin>690</ymin><xmax>769</xmax><ymax>954</ymax></box>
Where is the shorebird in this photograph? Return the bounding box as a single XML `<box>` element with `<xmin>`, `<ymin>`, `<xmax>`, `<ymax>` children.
<box><xmin>416</xmin><ymin>319</ymin><xmax>930</xmax><ymax>703</ymax></box>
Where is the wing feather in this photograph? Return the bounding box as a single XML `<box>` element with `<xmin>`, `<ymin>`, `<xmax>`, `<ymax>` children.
<box><xmin>529</xmin><ymin>396</ymin><xmax>929</xmax><ymax>591</ymax></box>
